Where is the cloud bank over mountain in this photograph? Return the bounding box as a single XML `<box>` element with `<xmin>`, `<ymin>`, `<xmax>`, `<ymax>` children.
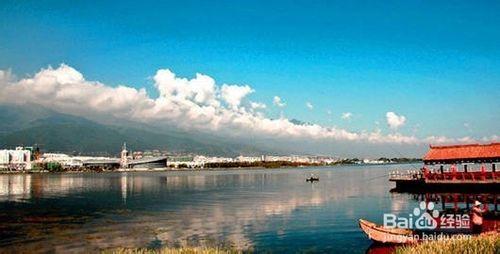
<box><xmin>0</xmin><ymin>64</ymin><xmax>497</xmax><ymax>150</ymax></box>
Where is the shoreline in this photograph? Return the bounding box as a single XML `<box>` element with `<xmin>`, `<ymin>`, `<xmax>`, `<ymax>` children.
<box><xmin>0</xmin><ymin>162</ymin><xmax>420</xmax><ymax>175</ymax></box>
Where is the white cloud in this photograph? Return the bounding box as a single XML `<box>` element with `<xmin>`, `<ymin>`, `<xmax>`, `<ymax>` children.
<box><xmin>0</xmin><ymin>64</ymin><xmax>154</xmax><ymax>118</ymax></box>
<box><xmin>386</xmin><ymin>112</ymin><xmax>406</xmax><ymax>130</ymax></box>
<box><xmin>153</xmin><ymin>69</ymin><xmax>219</xmax><ymax>107</ymax></box>
<box><xmin>0</xmin><ymin>69</ymin><xmax>14</xmax><ymax>83</ymax></box>
<box><xmin>273</xmin><ymin>96</ymin><xmax>286</xmax><ymax>107</ymax></box>
<box><xmin>482</xmin><ymin>135</ymin><xmax>499</xmax><ymax>142</ymax></box>
<box><xmin>464</xmin><ymin>122</ymin><xmax>472</xmax><ymax>132</ymax></box>
<box><xmin>250</xmin><ymin>102</ymin><xmax>266</xmax><ymax>110</ymax></box>
<box><xmin>306</xmin><ymin>102</ymin><xmax>313</xmax><ymax>110</ymax></box>
<box><xmin>220</xmin><ymin>84</ymin><xmax>254</xmax><ymax>110</ymax></box>
<box><xmin>341</xmin><ymin>112</ymin><xmax>352</xmax><ymax>120</ymax></box>
<box><xmin>0</xmin><ymin>64</ymin><xmax>494</xmax><ymax>147</ymax></box>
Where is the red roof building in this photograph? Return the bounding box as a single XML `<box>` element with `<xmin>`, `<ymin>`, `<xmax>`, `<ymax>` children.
<box><xmin>423</xmin><ymin>142</ymin><xmax>500</xmax><ymax>164</ymax></box>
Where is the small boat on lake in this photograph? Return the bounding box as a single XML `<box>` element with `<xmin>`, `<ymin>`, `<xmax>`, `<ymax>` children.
<box><xmin>359</xmin><ymin>219</ymin><xmax>417</xmax><ymax>244</ymax></box>
<box><xmin>306</xmin><ymin>176</ymin><xmax>319</xmax><ymax>182</ymax></box>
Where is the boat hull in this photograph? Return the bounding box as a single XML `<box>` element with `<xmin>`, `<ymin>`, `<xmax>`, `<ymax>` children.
<box><xmin>359</xmin><ymin>219</ymin><xmax>417</xmax><ymax>244</ymax></box>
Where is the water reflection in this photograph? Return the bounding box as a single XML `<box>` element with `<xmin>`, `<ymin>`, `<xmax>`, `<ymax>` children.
<box><xmin>0</xmin><ymin>165</ymin><xmax>414</xmax><ymax>253</ymax></box>
<box><xmin>121</xmin><ymin>173</ymin><xmax>127</xmax><ymax>203</ymax></box>
<box><xmin>0</xmin><ymin>174</ymin><xmax>32</xmax><ymax>201</ymax></box>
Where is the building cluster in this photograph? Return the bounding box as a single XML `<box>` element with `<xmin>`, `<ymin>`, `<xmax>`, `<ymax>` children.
<box><xmin>167</xmin><ymin>155</ymin><xmax>340</xmax><ymax>168</ymax></box>
<box><xmin>0</xmin><ymin>144</ymin><xmax>399</xmax><ymax>171</ymax></box>
<box><xmin>42</xmin><ymin>153</ymin><xmax>117</xmax><ymax>168</ymax></box>
<box><xmin>0</xmin><ymin>144</ymin><xmax>166</xmax><ymax>171</ymax></box>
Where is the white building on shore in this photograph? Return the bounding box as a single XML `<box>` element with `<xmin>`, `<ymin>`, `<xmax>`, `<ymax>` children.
<box><xmin>41</xmin><ymin>153</ymin><xmax>85</xmax><ymax>167</ymax></box>
<box><xmin>235</xmin><ymin>156</ymin><xmax>261</xmax><ymax>162</ymax></box>
<box><xmin>0</xmin><ymin>147</ymin><xmax>32</xmax><ymax>171</ymax></box>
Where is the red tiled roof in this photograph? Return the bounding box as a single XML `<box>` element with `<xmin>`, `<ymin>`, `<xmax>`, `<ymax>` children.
<box><xmin>423</xmin><ymin>142</ymin><xmax>500</xmax><ymax>162</ymax></box>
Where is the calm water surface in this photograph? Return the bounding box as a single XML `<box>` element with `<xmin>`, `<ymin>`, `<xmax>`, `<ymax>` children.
<box><xmin>0</xmin><ymin>165</ymin><xmax>422</xmax><ymax>253</ymax></box>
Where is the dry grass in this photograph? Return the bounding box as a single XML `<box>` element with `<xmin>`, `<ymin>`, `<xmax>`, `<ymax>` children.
<box><xmin>102</xmin><ymin>247</ymin><xmax>245</xmax><ymax>254</ymax></box>
<box><xmin>395</xmin><ymin>233</ymin><xmax>500</xmax><ymax>254</ymax></box>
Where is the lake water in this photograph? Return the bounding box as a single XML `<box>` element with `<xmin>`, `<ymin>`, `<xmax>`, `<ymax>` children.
<box><xmin>0</xmin><ymin>165</ymin><xmax>424</xmax><ymax>253</ymax></box>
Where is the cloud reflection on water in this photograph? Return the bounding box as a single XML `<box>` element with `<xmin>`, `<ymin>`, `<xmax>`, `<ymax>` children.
<box><xmin>0</xmin><ymin>166</ymin><xmax>404</xmax><ymax>252</ymax></box>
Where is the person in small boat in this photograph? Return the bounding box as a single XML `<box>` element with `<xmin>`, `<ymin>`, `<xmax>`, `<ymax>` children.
<box><xmin>471</xmin><ymin>200</ymin><xmax>484</xmax><ymax>234</ymax></box>
<box><xmin>307</xmin><ymin>173</ymin><xmax>318</xmax><ymax>181</ymax></box>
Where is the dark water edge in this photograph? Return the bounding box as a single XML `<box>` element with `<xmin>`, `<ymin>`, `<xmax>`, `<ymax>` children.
<box><xmin>0</xmin><ymin>164</ymin><xmax>424</xmax><ymax>253</ymax></box>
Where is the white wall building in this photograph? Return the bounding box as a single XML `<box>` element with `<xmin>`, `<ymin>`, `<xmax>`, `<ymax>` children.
<box><xmin>42</xmin><ymin>153</ymin><xmax>85</xmax><ymax>167</ymax></box>
<box><xmin>0</xmin><ymin>147</ymin><xmax>32</xmax><ymax>170</ymax></box>
<box><xmin>235</xmin><ymin>156</ymin><xmax>261</xmax><ymax>162</ymax></box>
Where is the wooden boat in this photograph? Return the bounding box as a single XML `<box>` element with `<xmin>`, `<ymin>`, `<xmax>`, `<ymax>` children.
<box><xmin>306</xmin><ymin>177</ymin><xmax>319</xmax><ymax>182</ymax></box>
<box><xmin>359</xmin><ymin>219</ymin><xmax>418</xmax><ymax>244</ymax></box>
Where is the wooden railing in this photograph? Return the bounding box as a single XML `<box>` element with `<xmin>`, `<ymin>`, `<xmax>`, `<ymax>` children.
<box><xmin>424</xmin><ymin>171</ymin><xmax>499</xmax><ymax>183</ymax></box>
<box><xmin>390</xmin><ymin>170</ymin><xmax>500</xmax><ymax>183</ymax></box>
<box><xmin>389</xmin><ymin>170</ymin><xmax>422</xmax><ymax>181</ymax></box>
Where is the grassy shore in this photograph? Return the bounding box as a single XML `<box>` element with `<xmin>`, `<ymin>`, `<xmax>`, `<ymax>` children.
<box><xmin>102</xmin><ymin>247</ymin><xmax>245</xmax><ymax>254</ymax></box>
<box><xmin>395</xmin><ymin>233</ymin><xmax>499</xmax><ymax>254</ymax></box>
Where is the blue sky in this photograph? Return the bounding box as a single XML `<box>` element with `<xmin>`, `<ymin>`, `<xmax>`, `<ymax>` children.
<box><xmin>0</xmin><ymin>0</ymin><xmax>499</xmax><ymax>139</ymax></box>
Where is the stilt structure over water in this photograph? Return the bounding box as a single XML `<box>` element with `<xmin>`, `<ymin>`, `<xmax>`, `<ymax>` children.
<box><xmin>390</xmin><ymin>142</ymin><xmax>500</xmax><ymax>192</ymax></box>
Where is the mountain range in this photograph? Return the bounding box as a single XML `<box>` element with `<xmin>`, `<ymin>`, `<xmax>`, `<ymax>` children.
<box><xmin>0</xmin><ymin>104</ymin><xmax>268</xmax><ymax>157</ymax></box>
